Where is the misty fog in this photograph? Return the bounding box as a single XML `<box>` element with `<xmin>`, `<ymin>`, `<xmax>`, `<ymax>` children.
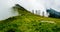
<box><xmin>0</xmin><ymin>0</ymin><xmax>60</xmax><ymax>20</ymax></box>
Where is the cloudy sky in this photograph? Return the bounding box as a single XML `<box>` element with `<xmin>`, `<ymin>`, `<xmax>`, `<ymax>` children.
<box><xmin>19</xmin><ymin>0</ymin><xmax>60</xmax><ymax>12</ymax></box>
<box><xmin>0</xmin><ymin>0</ymin><xmax>60</xmax><ymax>20</ymax></box>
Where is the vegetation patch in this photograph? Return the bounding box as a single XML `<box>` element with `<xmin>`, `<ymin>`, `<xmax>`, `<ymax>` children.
<box><xmin>0</xmin><ymin>4</ymin><xmax>60</xmax><ymax>32</ymax></box>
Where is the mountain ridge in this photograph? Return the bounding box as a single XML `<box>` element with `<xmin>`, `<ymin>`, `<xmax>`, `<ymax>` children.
<box><xmin>0</xmin><ymin>4</ymin><xmax>60</xmax><ymax>32</ymax></box>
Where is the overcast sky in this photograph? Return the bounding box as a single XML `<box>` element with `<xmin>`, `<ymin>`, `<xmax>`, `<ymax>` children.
<box><xmin>0</xmin><ymin>0</ymin><xmax>60</xmax><ymax>20</ymax></box>
<box><xmin>19</xmin><ymin>0</ymin><xmax>60</xmax><ymax>12</ymax></box>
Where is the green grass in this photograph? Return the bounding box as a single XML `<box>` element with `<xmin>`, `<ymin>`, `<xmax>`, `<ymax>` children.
<box><xmin>0</xmin><ymin>5</ymin><xmax>60</xmax><ymax>32</ymax></box>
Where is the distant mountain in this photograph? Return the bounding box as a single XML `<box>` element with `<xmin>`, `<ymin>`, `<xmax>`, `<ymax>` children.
<box><xmin>47</xmin><ymin>8</ymin><xmax>60</xmax><ymax>18</ymax></box>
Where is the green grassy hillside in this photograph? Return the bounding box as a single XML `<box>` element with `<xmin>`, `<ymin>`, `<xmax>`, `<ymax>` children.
<box><xmin>0</xmin><ymin>4</ymin><xmax>60</xmax><ymax>32</ymax></box>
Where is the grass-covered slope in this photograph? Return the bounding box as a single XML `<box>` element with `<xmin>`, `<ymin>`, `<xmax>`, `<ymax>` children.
<box><xmin>0</xmin><ymin>4</ymin><xmax>60</xmax><ymax>32</ymax></box>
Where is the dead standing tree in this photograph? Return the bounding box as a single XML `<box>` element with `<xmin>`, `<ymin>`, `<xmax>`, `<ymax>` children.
<box><xmin>32</xmin><ymin>10</ymin><xmax>34</xmax><ymax>14</ymax></box>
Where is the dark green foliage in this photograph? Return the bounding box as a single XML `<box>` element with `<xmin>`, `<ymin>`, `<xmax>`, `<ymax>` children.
<box><xmin>15</xmin><ymin>4</ymin><xmax>26</xmax><ymax>11</ymax></box>
<box><xmin>13</xmin><ymin>4</ymin><xmax>27</xmax><ymax>11</ymax></box>
<box><xmin>7</xmin><ymin>29</ymin><xmax>15</xmax><ymax>32</ymax></box>
<box><xmin>46</xmin><ymin>8</ymin><xmax>60</xmax><ymax>18</ymax></box>
<box><xmin>0</xmin><ymin>17</ymin><xmax>60</xmax><ymax>32</ymax></box>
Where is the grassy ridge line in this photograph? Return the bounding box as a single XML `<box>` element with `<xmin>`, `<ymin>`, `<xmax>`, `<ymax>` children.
<box><xmin>12</xmin><ymin>4</ymin><xmax>60</xmax><ymax>21</ymax></box>
<box><xmin>0</xmin><ymin>4</ymin><xmax>60</xmax><ymax>32</ymax></box>
<box><xmin>0</xmin><ymin>4</ymin><xmax>60</xmax><ymax>25</ymax></box>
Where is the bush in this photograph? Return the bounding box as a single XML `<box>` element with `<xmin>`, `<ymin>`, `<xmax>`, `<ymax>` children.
<box><xmin>25</xmin><ymin>20</ymin><xmax>58</xmax><ymax>32</ymax></box>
